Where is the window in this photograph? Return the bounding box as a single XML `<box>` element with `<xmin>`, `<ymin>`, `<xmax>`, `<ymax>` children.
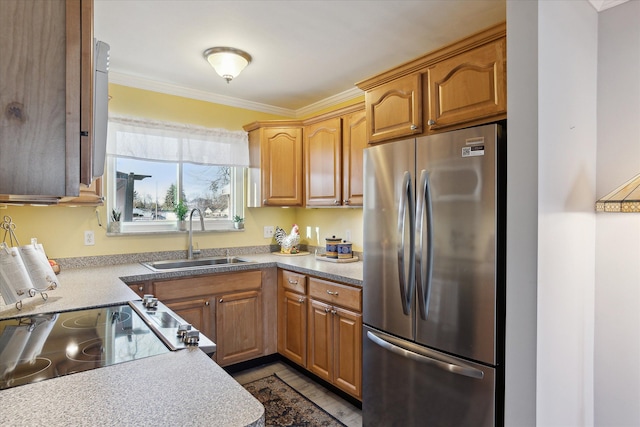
<box><xmin>106</xmin><ymin>116</ymin><xmax>249</xmax><ymax>233</ymax></box>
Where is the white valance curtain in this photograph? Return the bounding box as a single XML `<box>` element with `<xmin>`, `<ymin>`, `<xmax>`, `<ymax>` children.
<box><xmin>106</xmin><ymin>115</ymin><xmax>250</xmax><ymax>167</ymax></box>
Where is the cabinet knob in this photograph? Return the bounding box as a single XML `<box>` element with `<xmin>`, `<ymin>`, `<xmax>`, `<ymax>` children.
<box><xmin>219</xmin><ymin>298</ymin><xmax>223</xmax><ymax>303</ymax></box>
<box><xmin>325</xmin><ymin>307</ymin><xmax>330</xmax><ymax>313</ymax></box>
<box><xmin>298</xmin><ymin>297</ymin><xmax>305</xmax><ymax>303</ymax></box>
<box><xmin>343</xmin><ymin>200</ymin><xmax>350</xmax><ymax>205</ymax></box>
<box><xmin>263</xmin><ymin>199</ymin><xmax>267</xmax><ymax>205</ymax></box>
<box><xmin>326</xmin><ymin>290</ymin><xmax>339</xmax><ymax>296</ymax></box>
<box><xmin>331</xmin><ymin>309</ymin><xmax>337</xmax><ymax>315</ymax></box>
<box><xmin>427</xmin><ymin>119</ymin><xmax>436</xmax><ymax>126</ymax></box>
<box><xmin>205</xmin><ymin>300</ymin><xmax>210</xmax><ymax>306</ymax></box>
<box><xmin>410</xmin><ymin>124</ymin><xmax>418</xmax><ymax>131</ymax></box>
<box><xmin>138</xmin><ymin>286</ymin><xmax>143</xmax><ymax>292</ymax></box>
<box><xmin>334</xmin><ymin>200</ymin><xmax>340</xmax><ymax>206</ymax></box>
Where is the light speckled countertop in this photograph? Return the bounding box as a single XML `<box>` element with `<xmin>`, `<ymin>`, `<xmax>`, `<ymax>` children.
<box><xmin>1</xmin><ymin>350</ymin><xmax>265</xmax><ymax>427</ymax></box>
<box><xmin>0</xmin><ymin>252</ymin><xmax>362</xmax><ymax>426</ymax></box>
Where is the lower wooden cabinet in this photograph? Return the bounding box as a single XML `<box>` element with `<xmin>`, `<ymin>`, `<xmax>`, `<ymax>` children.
<box><xmin>151</xmin><ymin>269</ymin><xmax>274</xmax><ymax>366</ymax></box>
<box><xmin>127</xmin><ymin>281</ymin><xmax>147</xmax><ymax>298</ymax></box>
<box><xmin>167</xmin><ymin>297</ymin><xmax>214</xmax><ymax>340</ymax></box>
<box><xmin>278</xmin><ymin>270</ymin><xmax>362</xmax><ymax>399</ymax></box>
<box><xmin>278</xmin><ymin>270</ymin><xmax>307</xmax><ymax>366</ymax></box>
<box><xmin>216</xmin><ymin>289</ymin><xmax>263</xmax><ymax>366</ymax></box>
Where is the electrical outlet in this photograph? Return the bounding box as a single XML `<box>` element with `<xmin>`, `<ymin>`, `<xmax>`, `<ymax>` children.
<box><xmin>264</xmin><ymin>226</ymin><xmax>275</xmax><ymax>238</ymax></box>
<box><xmin>345</xmin><ymin>229</ymin><xmax>351</xmax><ymax>242</ymax></box>
<box><xmin>84</xmin><ymin>230</ymin><xmax>95</xmax><ymax>246</ymax></box>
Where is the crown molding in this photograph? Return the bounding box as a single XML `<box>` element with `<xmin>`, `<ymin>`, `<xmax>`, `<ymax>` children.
<box><xmin>294</xmin><ymin>87</ymin><xmax>364</xmax><ymax>118</ymax></box>
<box><xmin>108</xmin><ymin>72</ymin><xmax>297</xmax><ymax>117</ymax></box>
<box><xmin>109</xmin><ymin>72</ymin><xmax>363</xmax><ymax>119</ymax></box>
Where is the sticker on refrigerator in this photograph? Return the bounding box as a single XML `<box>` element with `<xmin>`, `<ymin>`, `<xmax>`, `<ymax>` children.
<box><xmin>462</xmin><ymin>145</ymin><xmax>485</xmax><ymax>157</ymax></box>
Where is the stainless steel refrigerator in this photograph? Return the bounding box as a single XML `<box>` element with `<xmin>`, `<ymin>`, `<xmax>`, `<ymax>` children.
<box><xmin>362</xmin><ymin>123</ymin><xmax>505</xmax><ymax>426</ymax></box>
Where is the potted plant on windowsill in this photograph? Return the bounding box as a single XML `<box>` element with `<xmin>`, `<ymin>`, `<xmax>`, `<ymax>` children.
<box><xmin>174</xmin><ymin>201</ymin><xmax>188</xmax><ymax>231</ymax></box>
<box><xmin>109</xmin><ymin>209</ymin><xmax>121</xmax><ymax>233</ymax></box>
<box><xmin>232</xmin><ymin>215</ymin><xmax>244</xmax><ymax>229</ymax></box>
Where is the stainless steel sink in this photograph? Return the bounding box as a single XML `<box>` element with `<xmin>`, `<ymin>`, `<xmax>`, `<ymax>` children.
<box><xmin>141</xmin><ymin>256</ymin><xmax>254</xmax><ymax>272</ymax></box>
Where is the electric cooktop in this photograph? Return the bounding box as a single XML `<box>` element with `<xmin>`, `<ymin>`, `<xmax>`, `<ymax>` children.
<box><xmin>0</xmin><ymin>304</ymin><xmax>171</xmax><ymax>390</ymax></box>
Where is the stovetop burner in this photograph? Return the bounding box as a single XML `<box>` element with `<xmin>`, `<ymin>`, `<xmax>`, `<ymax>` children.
<box><xmin>61</xmin><ymin>310</ymin><xmax>132</xmax><ymax>330</ymax></box>
<box><xmin>0</xmin><ymin>304</ymin><xmax>170</xmax><ymax>390</ymax></box>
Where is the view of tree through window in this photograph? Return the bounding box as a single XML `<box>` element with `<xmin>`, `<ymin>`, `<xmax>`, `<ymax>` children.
<box><xmin>114</xmin><ymin>157</ymin><xmax>232</xmax><ymax>222</ymax></box>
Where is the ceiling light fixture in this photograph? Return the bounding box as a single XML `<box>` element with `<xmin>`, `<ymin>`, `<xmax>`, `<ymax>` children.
<box><xmin>203</xmin><ymin>47</ymin><xmax>252</xmax><ymax>83</ymax></box>
<box><xmin>596</xmin><ymin>173</ymin><xmax>640</xmax><ymax>212</ymax></box>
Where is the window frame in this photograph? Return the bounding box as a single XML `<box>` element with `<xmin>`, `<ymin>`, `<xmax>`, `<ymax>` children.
<box><xmin>106</xmin><ymin>156</ymin><xmax>245</xmax><ymax>234</ymax></box>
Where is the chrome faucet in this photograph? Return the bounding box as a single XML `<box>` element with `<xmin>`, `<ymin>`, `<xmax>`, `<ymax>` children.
<box><xmin>188</xmin><ymin>208</ymin><xmax>205</xmax><ymax>259</ymax></box>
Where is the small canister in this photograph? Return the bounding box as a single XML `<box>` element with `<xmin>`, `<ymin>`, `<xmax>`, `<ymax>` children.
<box><xmin>337</xmin><ymin>241</ymin><xmax>353</xmax><ymax>259</ymax></box>
<box><xmin>325</xmin><ymin>236</ymin><xmax>341</xmax><ymax>259</ymax></box>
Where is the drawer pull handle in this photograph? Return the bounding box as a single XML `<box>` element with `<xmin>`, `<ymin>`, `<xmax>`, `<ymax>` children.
<box><xmin>288</xmin><ymin>278</ymin><xmax>299</xmax><ymax>285</ymax></box>
<box><xmin>326</xmin><ymin>290</ymin><xmax>339</xmax><ymax>296</ymax></box>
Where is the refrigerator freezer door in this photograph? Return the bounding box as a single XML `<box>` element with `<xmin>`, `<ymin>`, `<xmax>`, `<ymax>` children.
<box><xmin>415</xmin><ymin>124</ymin><xmax>499</xmax><ymax>365</ymax></box>
<box><xmin>363</xmin><ymin>325</ymin><xmax>495</xmax><ymax>427</ymax></box>
<box><xmin>363</xmin><ymin>139</ymin><xmax>415</xmax><ymax>341</ymax></box>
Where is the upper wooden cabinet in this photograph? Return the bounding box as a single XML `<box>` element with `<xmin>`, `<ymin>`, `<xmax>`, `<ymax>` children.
<box><xmin>304</xmin><ymin>117</ymin><xmax>342</xmax><ymax>207</ymax></box>
<box><xmin>303</xmin><ymin>103</ymin><xmax>366</xmax><ymax>207</ymax></box>
<box><xmin>365</xmin><ymin>73</ymin><xmax>423</xmax><ymax>143</ymax></box>
<box><xmin>245</xmin><ymin>102</ymin><xmax>365</xmax><ymax>208</ymax></box>
<box><xmin>357</xmin><ymin>22</ymin><xmax>506</xmax><ymax>144</ymax></box>
<box><xmin>426</xmin><ymin>37</ymin><xmax>506</xmax><ymax>131</ymax></box>
<box><xmin>342</xmin><ymin>109</ymin><xmax>366</xmax><ymax>206</ymax></box>
<box><xmin>59</xmin><ymin>177</ymin><xmax>104</xmax><ymax>206</ymax></box>
<box><xmin>0</xmin><ymin>0</ymin><xmax>95</xmax><ymax>202</ymax></box>
<box><xmin>244</xmin><ymin>122</ymin><xmax>304</xmax><ymax>207</ymax></box>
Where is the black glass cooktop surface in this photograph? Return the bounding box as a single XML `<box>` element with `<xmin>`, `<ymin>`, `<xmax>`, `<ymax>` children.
<box><xmin>0</xmin><ymin>304</ymin><xmax>170</xmax><ymax>390</ymax></box>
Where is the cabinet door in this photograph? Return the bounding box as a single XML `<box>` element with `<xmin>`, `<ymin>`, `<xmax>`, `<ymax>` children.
<box><xmin>307</xmin><ymin>299</ymin><xmax>333</xmax><ymax>383</ymax></box>
<box><xmin>365</xmin><ymin>73</ymin><xmax>422</xmax><ymax>144</ymax></box>
<box><xmin>333</xmin><ymin>307</ymin><xmax>362</xmax><ymax>398</ymax></box>
<box><xmin>426</xmin><ymin>38</ymin><xmax>506</xmax><ymax>130</ymax></box>
<box><xmin>164</xmin><ymin>297</ymin><xmax>213</xmax><ymax>340</ymax></box>
<box><xmin>342</xmin><ymin>109</ymin><xmax>366</xmax><ymax>206</ymax></box>
<box><xmin>262</xmin><ymin>127</ymin><xmax>303</xmax><ymax>206</ymax></box>
<box><xmin>127</xmin><ymin>281</ymin><xmax>147</xmax><ymax>298</ymax></box>
<box><xmin>304</xmin><ymin>118</ymin><xmax>342</xmax><ymax>207</ymax></box>
<box><xmin>216</xmin><ymin>290</ymin><xmax>263</xmax><ymax>366</ymax></box>
<box><xmin>278</xmin><ymin>290</ymin><xmax>307</xmax><ymax>367</ymax></box>
<box><xmin>0</xmin><ymin>0</ymin><xmax>81</xmax><ymax>198</ymax></box>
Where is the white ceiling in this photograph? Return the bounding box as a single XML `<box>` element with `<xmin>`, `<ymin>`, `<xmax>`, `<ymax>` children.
<box><xmin>94</xmin><ymin>0</ymin><xmax>626</xmax><ymax>118</ymax></box>
<box><xmin>95</xmin><ymin>1</ymin><xmax>507</xmax><ymax>116</ymax></box>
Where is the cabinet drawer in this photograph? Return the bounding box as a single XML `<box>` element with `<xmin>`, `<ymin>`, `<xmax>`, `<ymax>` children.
<box><xmin>281</xmin><ymin>270</ymin><xmax>307</xmax><ymax>294</ymax></box>
<box><xmin>308</xmin><ymin>278</ymin><xmax>361</xmax><ymax>312</ymax></box>
<box><xmin>153</xmin><ymin>270</ymin><xmax>261</xmax><ymax>300</ymax></box>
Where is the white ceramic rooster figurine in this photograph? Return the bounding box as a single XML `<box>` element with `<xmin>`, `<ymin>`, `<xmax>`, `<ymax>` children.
<box><xmin>275</xmin><ymin>224</ymin><xmax>301</xmax><ymax>254</ymax></box>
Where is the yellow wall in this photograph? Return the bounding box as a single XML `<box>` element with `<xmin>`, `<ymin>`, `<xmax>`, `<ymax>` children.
<box><xmin>3</xmin><ymin>85</ymin><xmax>363</xmax><ymax>259</ymax></box>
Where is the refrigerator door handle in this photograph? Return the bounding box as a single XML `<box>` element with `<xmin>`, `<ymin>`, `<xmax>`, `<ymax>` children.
<box><xmin>366</xmin><ymin>330</ymin><xmax>484</xmax><ymax>379</ymax></box>
<box><xmin>397</xmin><ymin>171</ymin><xmax>416</xmax><ymax>315</ymax></box>
<box><xmin>415</xmin><ymin>169</ymin><xmax>434</xmax><ymax>320</ymax></box>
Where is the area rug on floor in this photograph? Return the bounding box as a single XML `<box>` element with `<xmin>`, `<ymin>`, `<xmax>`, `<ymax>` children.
<box><xmin>242</xmin><ymin>374</ymin><xmax>346</xmax><ymax>427</ymax></box>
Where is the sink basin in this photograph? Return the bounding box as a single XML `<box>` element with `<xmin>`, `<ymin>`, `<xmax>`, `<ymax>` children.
<box><xmin>141</xmin><ymin>256</ymin><xmax>254</xmax><ymax>272</ymax></box>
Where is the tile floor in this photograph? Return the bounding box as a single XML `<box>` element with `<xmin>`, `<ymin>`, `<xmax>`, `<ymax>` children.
<box><xmin>231</xmin><ymin>361</ymin><xmax>362</xmax><ymax>427</ymax></box>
